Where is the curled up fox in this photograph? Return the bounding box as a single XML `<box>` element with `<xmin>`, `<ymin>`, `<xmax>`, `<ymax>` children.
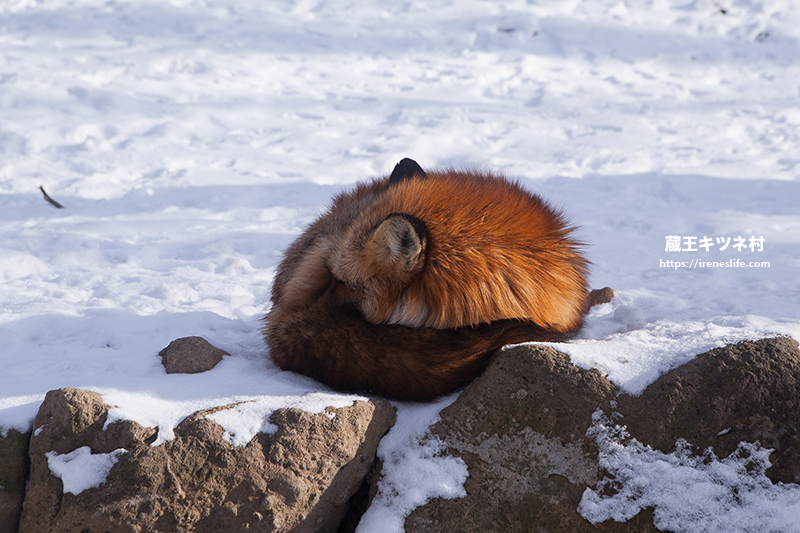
<box><xmin>264</xmin><ymin>158</ymin><xmax>598</xmax><ymax>401</ymax></box>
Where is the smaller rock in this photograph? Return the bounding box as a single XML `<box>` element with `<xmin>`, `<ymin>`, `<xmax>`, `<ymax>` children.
<box><xmin>159</xmin><ymin>336</ymin><xmax>228</xmax><ymax>374</ymax></box>
<box><xmin>587</xmin><ymin>287</ymin><xmax>614</xmax><ymax>308</ymax></box>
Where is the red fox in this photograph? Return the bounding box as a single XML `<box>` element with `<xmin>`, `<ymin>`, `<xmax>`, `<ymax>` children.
<box><xmin>264</xmin><ymin>159</ymin><xmax>592</xmax><ymax>401</ymax></box>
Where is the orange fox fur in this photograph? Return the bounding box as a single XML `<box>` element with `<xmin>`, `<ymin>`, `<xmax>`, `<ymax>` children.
<box><xmin>264</xmin><ymin>159</ymin><xmax>590</xmax><ymax>401</ymax></box>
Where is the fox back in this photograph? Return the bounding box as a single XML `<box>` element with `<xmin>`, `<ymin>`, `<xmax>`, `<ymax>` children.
<box><xmin>264</xmin><ymin>159</ymin><xmax>590</xmax><ymax>401</ymax></box>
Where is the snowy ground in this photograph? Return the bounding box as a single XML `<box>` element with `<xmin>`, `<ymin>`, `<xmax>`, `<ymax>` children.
<box><xmin>1</xmin><ymin>0</ymin><xmax>799</xmax><ymax>531</ymax></box>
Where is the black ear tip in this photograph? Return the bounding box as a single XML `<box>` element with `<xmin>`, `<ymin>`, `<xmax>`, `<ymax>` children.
<box><xmin>397</xmin><ymin>157</ymin><xmax>419</xmax><ymax>167</ymax></box>
<box><xmin>389</xmin><ymin>158</ymin><xmax>427</xmax><ymax>185</ymax></box>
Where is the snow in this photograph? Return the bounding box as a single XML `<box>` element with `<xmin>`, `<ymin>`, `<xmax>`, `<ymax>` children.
<box><xmin>358</xmin><ymin>393</ymin><xmax>469</xmax><ymax>533</ymax></box>
<box><xmin>45</xmin><ymin>446</ymin><xmax>127</xmax><ymax>495</ymax></box>
<box><xmin>579</xmin><ymin>410</ymin><xmax>800</xmax><ymax>532</ymax></box>
<box><xmin>1</xmin><ymin>0</ymin><xmax>799</xmax><ymax>531</ymax></box>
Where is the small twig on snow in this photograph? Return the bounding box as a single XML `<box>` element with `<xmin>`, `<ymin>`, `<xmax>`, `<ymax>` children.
<box><xmin>39</xmin><ymin>186</ymin><xmax>65</xmax><ymax>209</ymax></box>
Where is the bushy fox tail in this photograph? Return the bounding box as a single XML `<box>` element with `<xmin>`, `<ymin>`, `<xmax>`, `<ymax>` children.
<box><xmin>265</xmin><ymin>283</ymin><xmax>572</xmax><ymax>401</ymax></box>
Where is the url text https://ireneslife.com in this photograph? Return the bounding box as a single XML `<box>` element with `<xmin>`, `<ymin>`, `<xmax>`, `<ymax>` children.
<box><xmin>660</xmin><ymin>235</ymin><xmax>770</xmax><ymax>270</ymax></box>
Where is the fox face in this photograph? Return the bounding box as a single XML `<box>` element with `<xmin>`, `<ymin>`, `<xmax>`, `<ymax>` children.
<box><xmin>265</xmin><ymin>159</ymin><xmax>590</xmax><ymax>401</ymax></box>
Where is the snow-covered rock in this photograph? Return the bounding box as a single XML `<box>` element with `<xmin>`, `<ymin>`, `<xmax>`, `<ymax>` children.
<box><xmin>406</xmin><ymin>337</ymin><xmax>800</xmax><ymax>532</ymax></box>
<box><xmin>17</xmin><ymin>388</ymin><xmax>395</xmax><ymax>533</ymax></box>
<box><xmin>405</xmin><ymin>344</ymin><xmax>620</xmax><ymax>532</ymax></box>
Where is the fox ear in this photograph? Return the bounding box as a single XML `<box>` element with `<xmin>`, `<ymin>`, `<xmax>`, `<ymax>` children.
<box><xmin>388</xmin><ymin>158</ymin><xmax>426</xmax><ymax>186</ymax></box>
<box><xmin>369</xmin><ymin>213</ymin><xmax>427</xmax><ymax>273</ymax></box>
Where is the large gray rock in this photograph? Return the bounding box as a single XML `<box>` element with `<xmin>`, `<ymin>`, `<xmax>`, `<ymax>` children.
<box><xmin>404</xmin><ymin>344</ymin><xmax>656</xmax><ymax>532</ymax></box>
<box><xmin>19</xmin><ymin>387</ymin><xmax>395</xmax><ymax>533</ymax></box>
<box><xmin>0</xmin><ymin>428</ymin><xmax>30</xmax><ymax>533</ymax></box>
<box><xmin>406</xmin><ymin>337</ymin><xmax>800</xmax><ymax>532</ymax></box>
